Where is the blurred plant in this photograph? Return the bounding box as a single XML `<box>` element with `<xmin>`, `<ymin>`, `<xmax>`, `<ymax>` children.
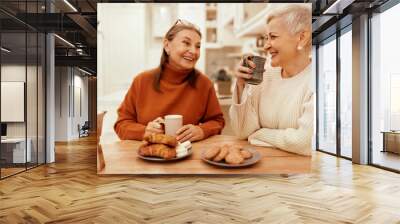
<box><xmin>212</xmin><ymin>69</ymin><xmax>231</xmax><ymax>82</ymax></box>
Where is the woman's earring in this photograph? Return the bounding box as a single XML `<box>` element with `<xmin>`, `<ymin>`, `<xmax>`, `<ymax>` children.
<box><xmin>297</xmin><ymin>45</ymin><xmax>303</xmax><ymax>50</ymax></box>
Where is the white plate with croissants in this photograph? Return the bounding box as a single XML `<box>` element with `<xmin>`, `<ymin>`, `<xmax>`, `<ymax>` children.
<box><xmin>201</xmin><ymin>144</ymin><xmax>261</xmax><ymax>168</ymax></box>
<box><xmin>138</xmin><ymin>133</ymin><xmax>192</xmax><ymax>162</ymax></box>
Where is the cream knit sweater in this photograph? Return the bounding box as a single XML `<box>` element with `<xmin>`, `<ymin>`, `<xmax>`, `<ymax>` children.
<box><xmin>229</xmin><ymin>65</ymin><xmax>314</xmax><ymax>156</ymax></box>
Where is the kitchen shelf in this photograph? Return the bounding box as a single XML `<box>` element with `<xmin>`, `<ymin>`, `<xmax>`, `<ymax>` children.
<box><xmin>206</xmin><ymin>20</ymin><xmax>217</xmax><ymax>28</ymax></box>
<box><xmin>206</xmin><ymin>27</ymin><xmax>218</xmax><ymax>43</ymax></box>
<box><xmin>222</xmin><ymin>16</ymin><xmax>234</xmax><ymax>27</ymax></box>
<box><xmin>226</xmin><ymin>53</ymin><xmax>243</xmax><ymax>58</ymax></box>
<box><xmin>219</xmin><ymin>3</ymin><xmax>236</xmax><ymax>27</ymax></box>
<box><xmin>235</xmin><ymin>5</ymin><xmax>277</xmax><ymax>38</ymax></box>
<box><xmin>206</xmin><ymin>3</ymin><xmax>217</xmax><ymax>11</ymax></box>
<box><xmin>205</xmin><ymin>43</ymin><xmax>222</xmax><ymax>49</ymax></box>
<box><xmin>206</xmin><ymin>6</ymin><xmax>217</xmax><ymax>21</ymax></box>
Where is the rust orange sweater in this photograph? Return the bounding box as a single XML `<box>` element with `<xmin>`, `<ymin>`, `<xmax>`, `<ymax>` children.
<box><xmin>114</xmin><ymin>63</ymin><xmax>225</xmax><ymax>140</ymax></box>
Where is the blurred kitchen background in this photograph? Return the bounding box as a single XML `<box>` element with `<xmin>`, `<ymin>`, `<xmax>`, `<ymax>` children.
<box><xmin>97</xmin><ymin>3</ymin><xmax>284</xmax><ymax>142</ymax></box>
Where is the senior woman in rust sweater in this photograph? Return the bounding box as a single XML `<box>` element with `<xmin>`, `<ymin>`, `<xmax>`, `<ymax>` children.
<box><xmin>114</xmin><ymin>19</ymin><xmax>225</xmax><ymax>142</ymax></box>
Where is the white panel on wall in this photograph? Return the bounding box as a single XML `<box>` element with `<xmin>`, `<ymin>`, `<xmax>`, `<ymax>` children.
<box><xmin>1</xmin><ymin>82</ymin><xmax>25</xmax><ymax>122</ymax></box>
<box><xmin>54</xmin><ymin>67</ymin><xmax>90</xmax><ymax>141</ymax></box>
<box><xmin>72</xmin><ymin>86</ymin><xmax>81</xmax><ymax>137</ymax></box>
<box><xmin>97</xmin><ymin>3</ymin><xmax>148</xmax><ymax>143</ymax></box>
<box><xmin>97</xmin><ymin>3</ymin><xmax>147</xmax><ymax>98</ymax></box>
<box><xmin>1</xmin><ymin>65</ymin><xmax>26</xmax><ymax>81</ymax></box>
<box><xmin>54</xmin><ymin>67</ymin><xmax>69</xmax><ymax>141</ymax></box>
<box><xmin>152</xmin><ymin>4</ymin><xmax>173</xmax><ymax>38</ymax></box>
<box><xmin>75</xmin><ymin>87</ymin><xmax>81</xmax><ymax>118</ymax></box>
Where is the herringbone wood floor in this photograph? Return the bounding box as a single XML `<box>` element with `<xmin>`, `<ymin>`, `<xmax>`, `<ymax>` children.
<box><xmin>1</xmin><ymin>136</ymin><xmax>400</xmax><ymax>224</ymax></box>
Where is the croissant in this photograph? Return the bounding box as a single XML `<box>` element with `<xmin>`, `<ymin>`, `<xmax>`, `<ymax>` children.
<box><xmin>143</xmin><ymin>133</ymin><xmax>178</xmax><ymax>147</ymax></box>
<box><xmin>138</xmin><ymin>143</ymin><xmax>176</xmax><ymax>159</ymax></box>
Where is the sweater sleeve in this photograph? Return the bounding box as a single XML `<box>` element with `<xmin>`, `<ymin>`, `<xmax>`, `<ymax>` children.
<box><xmin>198</xmin><ymin>85</ymin><xmax>225</xmax><ymax>138</ymax></box>
<box><xmin>229</xmin><ymin>83</ymin><xmax>262</xmax><ymax>140</ymax></box>
<box><xmin>114</xmin><ymin>77</ymin><xmax>146</xmax><ymax>140</ymax></box>
<box><xmin>247</xmin><ymin>91</ymin><xmax>314</xmax><ymax>156</ymax></box>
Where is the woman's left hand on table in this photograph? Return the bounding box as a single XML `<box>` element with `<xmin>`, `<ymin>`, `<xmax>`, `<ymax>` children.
<box><xmin>176</xmin><ymin>124</ymin><xmax>204</xmax><ymax>142</ymax></box>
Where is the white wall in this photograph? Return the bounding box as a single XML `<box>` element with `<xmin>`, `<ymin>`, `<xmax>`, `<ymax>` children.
<box><xmin>54</xmin><ymin>67</ymin><xmax>89</xmax><ymax>141</ymax></box>
<box><xmin>55</xmin><ymin>67</ymin><xmax>68</xmax><ymax>141</ymax></box>
<box><xmin>72</xmin><ymin>73</ymin><xmax>89</xmax><ymax>138</ymax></box>
<box><xmin>1</xmin><ymin>65</ymin><xmax>26</xmax><ymax>142</ymax></box>
<box><xmin>97</xmin><ymin>4</ymin><xmax>148</xmax><ymax>142</ymax></box>
<box><xmin>1</xmin><ymin>64</ymin><xmax>46</xmax><ymax>163</ymax></box>
<box><xmin>97</xmin><ymin>3</ymin><xmax>147</xmax><ymax>99</ymax></box>
<box><xmin>1</xmin><ymin>65</ymin><xmax>31</xmax><ymax>138</ymax></box>
<box><xmin>146</xmin><ymin>4</ymin><xmax>172</xmax><ymax>69</ymax></box>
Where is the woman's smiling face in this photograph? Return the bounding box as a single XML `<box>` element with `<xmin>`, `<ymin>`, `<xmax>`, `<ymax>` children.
<box><xmin>164</xmin><ymin>29</ymin><xmax>201</xmax><ymax>70</ymax></box>
<box><xmin>263</xmin><ymin>18</ymin><xmax>300</xmax><ymax>67</ymax></box>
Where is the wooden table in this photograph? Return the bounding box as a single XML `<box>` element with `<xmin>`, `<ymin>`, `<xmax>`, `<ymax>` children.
<box><xmin>381</xmin><ymin>131</ymin><xmax>400</xmax><ymax>154</ymax></box>
<box><xmin>98</xmin><ymin>135</ymin><xmax>311</xmax><ymax>175</ymax></box>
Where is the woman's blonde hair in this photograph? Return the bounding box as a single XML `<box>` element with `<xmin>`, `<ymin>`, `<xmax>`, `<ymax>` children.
<box><xmin>266</xmin><ymin>4</ymin><xmax>312</xmax><ymax>35</ymax></box>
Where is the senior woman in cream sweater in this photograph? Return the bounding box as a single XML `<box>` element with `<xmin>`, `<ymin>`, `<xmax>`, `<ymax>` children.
<box><xmin>230</xmin><ymin>4</ymin><xmax>313</xmax><ymax>156</ymax></box>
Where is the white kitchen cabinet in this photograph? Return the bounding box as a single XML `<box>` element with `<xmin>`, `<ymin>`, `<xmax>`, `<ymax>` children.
<box><xmin>205</xmin><ymin>3</ymin><xmax>272</xmax><ymax>48</ymax></box>
<box><xmin>235</xmin><ymin>3</ymin><xmax>275</xmax><ymax>38</ymax></box>
<box><xmin>204</xmin><ymin>3</ymin><xmax>242</xmax><ymax>48</ymax></box>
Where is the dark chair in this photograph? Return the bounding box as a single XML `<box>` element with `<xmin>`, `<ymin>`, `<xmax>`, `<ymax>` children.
<box><xmin>78</xmin><ymin>121</ymin><xmax>90</xmax><ymax>138</ymax></box>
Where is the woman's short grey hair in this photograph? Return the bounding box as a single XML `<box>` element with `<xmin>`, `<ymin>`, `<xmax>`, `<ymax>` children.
<box><xmin>266</xmin><ymin>4</ymin><xmax>312</xmax><ymax>34</ymax></box>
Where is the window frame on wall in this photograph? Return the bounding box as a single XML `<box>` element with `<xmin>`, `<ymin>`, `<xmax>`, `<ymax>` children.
<box><xmin>316</xmin><ymin>33</ymin><xmax>338</xmax><ymax>157</ymax></box>
<box><xmin>315</xmin><ymin>23</ymin><xmax>353</xmax><ymax>161</ymax></box>
<box><xmin>0</xmin><ymin>5</ymin><xmax>30</xmax><ymax>179</ymax></box>
<box><xmin>338</xmin><ymin>24</ymin><xmax>353</xmax><ymax>159</ymax></box>
<box><xmin>0</xmin><ymin>1</ymin><xmax>47</xmax><ymax>180</ymax></box>
<box><xmin>368</xmin><ymin>0</ymin><xmax>400</xmax><ymax>173</ymax></box>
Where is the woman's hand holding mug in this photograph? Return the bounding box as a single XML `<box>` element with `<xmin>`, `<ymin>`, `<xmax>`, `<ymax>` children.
<box><xmin>144</xmin><ymin>117</ymin><xmax>164</xmax><ymax>137</ymax></box>
<box><xmin>234</xmin><ymin>54</ymin><xmax>266</xmax><ymax>101</ymax></box>
<box><xmin>234</xmin><ymin>54</ymin><xmax>256</xmax><ymax>100</ymax></box>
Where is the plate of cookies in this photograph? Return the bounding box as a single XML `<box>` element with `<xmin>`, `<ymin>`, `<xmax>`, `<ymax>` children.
<box><xmin>138</xmin><ymin>133</ymin><xmax>192</xmax><ymax>162</ymax></box>
<box><xmin>201</xmin><ymin>144</ymin><xmax>261</xmax><ymax>168</ymax></box>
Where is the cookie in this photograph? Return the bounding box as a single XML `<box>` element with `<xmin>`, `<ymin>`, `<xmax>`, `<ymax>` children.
<box><xmin>240</xmin><ymin>149</ymin><xmax>252</xmax><ymax>159</ymax></box>
<box><xmin>204</xmin><ymin>146</ymin><xmax>221</xmax><ymax>160</ymax></box>
<box><xmin>225</xmin><ymin>151</ymin><xmax>244</xmax><ymax>164</ymax></box>
<box><xmin>213</xmin><ymin>145</ymin><xmax>229</xmax><ymax>162</ymax></box>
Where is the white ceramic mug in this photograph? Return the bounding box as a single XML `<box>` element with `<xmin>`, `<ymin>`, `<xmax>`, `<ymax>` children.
<box><xmin>164</xmin><ymin>115</ymin><xmax>183</xmax><ymax>137</ymax></box>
